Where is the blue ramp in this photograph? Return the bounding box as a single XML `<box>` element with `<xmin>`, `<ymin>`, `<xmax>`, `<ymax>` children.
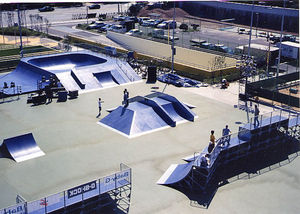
<box><xmin>157</xmin><ymin>162</ymin><xmax>193</xmax><ymax>185</ymax></box>
<box><xmin>99</xmin><ymin>102</ymin><xmax>169</xmax><ymax>137</ymax></box>
<box><xmin>99</xmin><ymin>93</ymin><xmax>197</xmax><ymax>138</ymax></box>
<box><xmin>1</xmin><ymin>133</ymin><xmax>45</xmax><ymax>162</ymax></box>
<box><xmin>93</xmin><ymin>71</ymin><xmax>119</xmax><ymax>87</ymax></box>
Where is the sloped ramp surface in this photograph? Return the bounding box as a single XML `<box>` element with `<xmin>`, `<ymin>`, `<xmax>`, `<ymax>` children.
<box><xmin>1</xmin><ymin>133</ymin><xmax>45</xmax><ymax>162</ymax></box>
<box><xmin>99</xmin><ymin>93</ymin><xmax>197</xmax><ymax>138</ymax></box>
<box><xmin>94</xmin><ymin>71</ymin><xmax>119</xmax><ymax>87</ymax></box>
<box><xmin>157</xmin><ymin>162</ymin><xmax>193</xmax><ymax>185</ymax></box>
<box><xmin>99</xmin><ymin>102</ymin><xmax>169</xmax><ymax>137</ymax></box>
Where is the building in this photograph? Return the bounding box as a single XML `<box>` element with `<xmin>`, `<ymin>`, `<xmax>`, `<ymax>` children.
<box><xmin>279</xmin><ymin>41</ymin><xmax>300</xmax><ymax>59</ymax></box>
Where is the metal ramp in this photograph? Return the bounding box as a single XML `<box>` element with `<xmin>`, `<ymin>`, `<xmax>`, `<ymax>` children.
<box><xmin>1</xmin><ymin>133</ymin><xmax>45</xmax><ymax>162</ymax></box>
<box><xmin>98</xmin><ymin>93</ymin><xmax>197</xmax><ymax>138</ymax></box>
<box><xmin>157</xmin><ymin>110</ymin><xmax>300</xmax><ymax>201</ymax></box>
<box><xmin>157</xmin><ymin>162</ymin><xmax>193</xmax><ymax>185</ymax></box>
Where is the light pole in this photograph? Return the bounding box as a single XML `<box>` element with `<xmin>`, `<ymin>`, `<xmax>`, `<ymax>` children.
<box><xmin>86</xmin><ymin>6</ymin><xmax>88</xmax><ymax>25</ymax></box>
<box><xmin>17</xmin><ymin>4</ymin><xmax>23</xmax><ymax>58</ymax></box>
<box><xmin>255</xmin><ymin>13</ymin><xmax>259</xmax><ymax>37</ymax></box>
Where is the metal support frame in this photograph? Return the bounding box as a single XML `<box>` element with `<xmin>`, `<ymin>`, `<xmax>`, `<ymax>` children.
<box><xmin>165</xmin><ymin>110</ymin><xmax>299</xmax><ymax>209</ymax></box>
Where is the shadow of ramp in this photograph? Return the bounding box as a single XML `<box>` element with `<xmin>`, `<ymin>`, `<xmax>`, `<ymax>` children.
<box><xmin>1</xmin><ymin>133</ymin><xmax>45</xmax><ymax>162</ymax></box>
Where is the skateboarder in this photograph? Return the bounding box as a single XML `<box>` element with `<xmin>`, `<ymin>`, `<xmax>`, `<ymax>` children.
<box><xmin>97</xmin><ymin>98</ymin><xmax>104</xmax><ymax>118</ymax></box>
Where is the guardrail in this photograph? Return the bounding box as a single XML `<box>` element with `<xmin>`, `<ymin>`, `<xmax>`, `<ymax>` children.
<box><xmin>0</xmin><ymin>163</ymin><xmax>131</xmax><ymax>214</ymax></box>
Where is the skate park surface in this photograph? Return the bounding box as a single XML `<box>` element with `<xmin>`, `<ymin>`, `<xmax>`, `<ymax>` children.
<box><xmin>0</xmin><ymin>51</ymin><xmax>141</xmax><ymax>94</ymax></box>
<box><xmin>0</xmin><ymin>80</ymin><xmax>299</xmax><ymax>214</ymax></box>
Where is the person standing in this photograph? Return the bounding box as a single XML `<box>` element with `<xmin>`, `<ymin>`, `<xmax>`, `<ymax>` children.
<box><xmin>123</xmin><ymin>89</ymin><xmax>129</xmax><ymax>107</ymax></box>
<box><xmin>254</xmin><ymin>105</ymin><xmax>260</xmax><ymax>127</ymax></box>
<box><xmin>208</xmin><ymin>130</ymin><xmax>215</xmax><ymax>153</ymax></box>
<box><xmin>97</xmin><ymin>98</ymin><xmax>103</xmax><ymax>118</ymax></box>
<box><xmin>222</xmin><ymin>125</ymin><xmax>231</xmax><ymax>146</ymax></box>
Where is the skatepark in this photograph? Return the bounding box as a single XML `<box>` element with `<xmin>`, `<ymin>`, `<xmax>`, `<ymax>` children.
<box><xmin>0</xmin><ymin>51</ymin><xmax>141</xmax><ymax>95</ymax></box>
<box><xmin>0</xmin><ymin>70</ymin><xmax>299</xmax><ymax>213</ymax></box>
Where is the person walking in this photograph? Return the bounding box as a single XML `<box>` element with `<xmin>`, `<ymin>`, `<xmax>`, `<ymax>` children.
<box><xmin>97</xmin><ymin>98</ymin><xmax>103</xmax><ymax>118</ymax></box>
<box><xmin>123</xmin><ymin>89</ymin><xmax>129</xmax><ymax>107</ymax></box>
<box><xmin>254</xmin><ymin>105</ymin><xmax>260</xmax><ymax>127</ymax></box>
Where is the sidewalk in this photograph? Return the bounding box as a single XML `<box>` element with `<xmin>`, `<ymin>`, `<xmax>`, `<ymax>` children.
<box><xmin>183</xmin><ymin>81</ymin><xmax>274</xmax><ymax>115</ymax></box>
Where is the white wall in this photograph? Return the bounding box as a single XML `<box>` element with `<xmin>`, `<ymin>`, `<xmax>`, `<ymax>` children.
<box><xmin>107</xmin><ymin>31</ymin><xmax>237</xmax><ymax>72</ymax></box>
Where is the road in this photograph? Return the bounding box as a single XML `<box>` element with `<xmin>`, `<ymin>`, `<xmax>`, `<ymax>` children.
<box><xmin>1</xmin><ymin>3</ymin><xmax>286</xmax><ymax>55</ymax></box>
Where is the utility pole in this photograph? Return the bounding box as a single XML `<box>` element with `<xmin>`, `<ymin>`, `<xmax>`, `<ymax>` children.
<box><xmin>276</xmin><ymin>0</ymin><xmax>285</xmax><ymax>83</ymax></box>
<box><xmin>17</xmin><ymin>4</ymin><xmax>23</xmax><ymax>58</ymax></box>
<box><xmin>255</xmin><ymin>13</ymin><xmax>259</xmax><ymax>37</ymax></box>
<box><xmin>171</xmin><ymin>2</ymin><xmax>176</xmax><ymax>74</ymax></box>
<box><xmin>244</xmin><ymin>1</ymin><xmax>255</xmax><ymax>123</ymax></box>
<box><xmin>86</xmin><ymin>6</ymin><xmax>88</xmax><ymax>25</ymax></box>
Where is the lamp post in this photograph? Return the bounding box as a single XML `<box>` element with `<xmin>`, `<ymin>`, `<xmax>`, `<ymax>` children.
<box><xmin>86</xmin><ymin>6</ymin><xmax>88</xmax><ymax>25</ymax></box>
<box><xmin>255</xmin><ymin>13</ymin><xmax>259</xmax><ymax>37</ymax></box>
<box><xmin>17</xmin><ymin>4</ymin><xmax>23</xmax><ymax>58</ymax></box>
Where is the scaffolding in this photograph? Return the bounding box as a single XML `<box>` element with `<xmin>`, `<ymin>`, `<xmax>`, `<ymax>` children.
<box><xmin>160</xmin><ymin>109</ymin><xmax>299</xmax><ymax>208</ymax></box>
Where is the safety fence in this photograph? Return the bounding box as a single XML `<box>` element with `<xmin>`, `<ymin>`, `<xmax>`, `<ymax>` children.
<box><xmin>0</xmin><ymin>163</ymin><xmax>131</xmax><ymax>214</ymax></box>
<box><xmin>205</xmin><ymin>109</ymin><xmax>299</xmax><ymax>168</ymax></box>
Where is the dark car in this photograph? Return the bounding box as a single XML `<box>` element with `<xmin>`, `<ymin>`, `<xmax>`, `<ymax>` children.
<box><xmin>38</xmin><ymin>6</ymin><xmax>54</xmax><ymax>12</ymax></box>
<box><xmin>88</xmin><ymin>4</ymin><xmax>100</xmax><ymax>9</ymax></box>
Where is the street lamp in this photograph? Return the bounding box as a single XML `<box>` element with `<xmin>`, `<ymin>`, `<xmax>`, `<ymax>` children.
<box><xmin>256</xmin><ymin>13</ymin><xmax>259</xmax><ymax>38</ymax></box>
<box><xmin>86</xmin><ymin>6</ymin><xmax>88</xmax><ymax>25</ymax></box>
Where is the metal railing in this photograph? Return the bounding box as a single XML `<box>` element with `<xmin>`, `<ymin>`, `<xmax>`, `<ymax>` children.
<box><xmin>0</xmin><ymin>164</ymin><xmax>132</xmax><ymax>214</ymax></box>
<box><xmin>196</xmin><ymin>109</ymin><xmax>300</xmax><ymax>168</ymax></box>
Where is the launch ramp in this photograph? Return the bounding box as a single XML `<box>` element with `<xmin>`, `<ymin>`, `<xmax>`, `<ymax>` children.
<box><xmin>1</xmin><ymin>133</ymin><xmax>45</xmax><ymax>162</ymax></box>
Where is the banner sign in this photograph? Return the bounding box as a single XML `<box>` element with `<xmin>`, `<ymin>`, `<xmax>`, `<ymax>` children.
<box><xmin>100</xmin><ymin>170</ymin><xmax>130</xmax><ymax>194</ymax></box>
<box><xmin>45</xmin><ymin>193</ymin><xmax>64</xmax><ymax>213</ymax></box>
<box><xmin>1</xmin><ymin>203</ymin><xmax>26</xmax><ymax>214</ymax></box>
<box><xmin>67</xmin><ymin>180</ymin><xmax>97</xmax><ymax>199</ymax></box>
<box><xmin>27</xmin><ymin>199</ymin><xmax>45</xmax><ymax>214</ymax></box>
<box><xmin>0</xmin><ymin>168</ymin><xmax>131</xmax><ymax>214</ymax></box>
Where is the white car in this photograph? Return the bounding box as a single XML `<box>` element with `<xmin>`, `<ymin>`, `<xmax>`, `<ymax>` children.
<box><xmin>108</xmin><ymin>25</ymin><xmax>126</xmax><ymax>33</ymax></box>
<box><xmin>125</xmin><ymin>29</ymin><xmax>143</xmax><ymax>36</ymax></box>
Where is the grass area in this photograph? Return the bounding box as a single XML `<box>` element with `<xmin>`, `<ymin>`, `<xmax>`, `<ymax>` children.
<box><xmin>0</xmin><ymin>46</ymin><xmax>51</xmax><ymax>57</ymax></box>
<box><xmin>0</xmin><ymin>26</ymin><xmax>45</xmax><ymax>37</ymax></box>
<box><xmin>0</xmin><ymin>27</ymin><xmax>62</xmax><ymax>42</ymax></box>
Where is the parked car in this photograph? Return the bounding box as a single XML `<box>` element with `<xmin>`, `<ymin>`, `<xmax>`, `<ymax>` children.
<box><xmin>157</xmin><ymin>20</ymin><xmax>176</xmax><ymax>29</ymax></box>
<box><xmin>99</xmin><ymin>23</ymin><xmax>112</xmax><ymax>32</ymax></box>
<box><xmin>108</xmin><ymin>24</ymin><xmax>126</xmax><ymax>33</ymax></box>
<box><xmin>87</xmin><ymin>22</ymin><xmax>105</xmax><ymax>30</ymax></box>
<box><xmin>179</xmin><ymin>23</ymin><xmax>188</xmax><ymax>31</ymax></box>
<box><xmin>125</xmin><ymin>29</ymin><xmax>143</xmax><ymax>36</ymax></box>
<box><xmin>138</xmin><ymin>17</ymin><xmax>150</xmax><ymax>24</ymax></box>
<box><xmin>152</xmin><ymin>19</ymin><xmax>164</xmax><ymax>27</ymax></box>
<box><xmin>88</xmin><ymin>4</ymin><xmax>100</xmax><ymax>9</ymax></box>
<box><xmin>38</xmin><ymin>6</ymin><xmax>54</xmax><ymax>12</ymax></box>
<box><xmin>113</xmin><ymin>15</ymin><xmax>126</xmax><ymax>21</ymax></box>
<box><xmin>152</xmin><ymin>28</ymin><xmax>178</xmax><ymax>41</ymax></box>
<box><xmin>141</xmin><ymin>19</ymin><xmax>156</xmax><ymax>27</ymax></box>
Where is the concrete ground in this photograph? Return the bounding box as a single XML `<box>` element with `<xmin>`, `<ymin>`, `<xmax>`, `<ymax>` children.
<box><xmin>0</xmin><ymin>80</ymin><xmax>299</xmax><ymax>214</ymax></box>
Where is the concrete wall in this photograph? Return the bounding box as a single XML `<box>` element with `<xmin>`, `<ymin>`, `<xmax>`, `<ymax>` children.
<box><xmin>107</xmin><ymin>31</ymin><xmax>237</xmax><ymax>73</ymax></box>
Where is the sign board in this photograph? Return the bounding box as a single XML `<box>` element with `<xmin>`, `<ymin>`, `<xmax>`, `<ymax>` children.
<box><xmin>67</xmin><ymin>180</ymin><xmax>97</xmax><ymax>199</ymax></box>
<box><xmin>45</xmin><ymin>193</ymin><xmax>64</xmax><ymax>213</ymax></box>
<box><xmin>100</xmin><ymin>170</ymin><xmax>130</xmax><ymax>194</ymax></box>
<box><xmin>0</xmin><ymin>168</ymin><xmax>131</xmax><ymax>214</ymax></box>
<box><xmin>1</xmin><ymin>203</ymin><xmax>26</xmax><ymax>214</ymax></box>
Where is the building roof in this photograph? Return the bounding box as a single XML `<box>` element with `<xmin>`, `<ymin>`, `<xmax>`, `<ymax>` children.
<box><xmin>248</xmin><ymin>43</ymin><xmax>279</xmax><ymax>52</ymax></box>
<box><xmin>281</xmin><ymin>41</ymin><xmax>300</xmax><ymax>48</ymax></box>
